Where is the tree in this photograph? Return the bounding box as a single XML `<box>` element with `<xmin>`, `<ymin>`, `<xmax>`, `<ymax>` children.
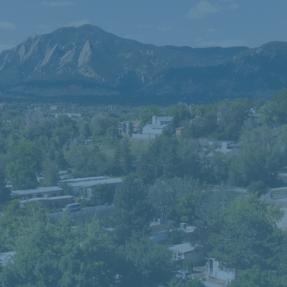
<box><xmin>110</xmin><ymin>175</ymin><xmax>154</xmax><ymax>245</ymax></box>
<box><xmin>120</xmin><ymin>236</ymin><xmax>173</xmax><ymax>287</ymax></box>
<box><xmin>121</xmin><ymin>138</ymin><xmax>133</xmax><ymax>174</ymax></box>
<box><xmin>229</xmin><ymin>265</ymin><xmax>283</xmax><ymax>287</ymax></box>
<box><xmin>42</xmin><ymin>160</ymin><xmax>59</xmax><ymax>187</ymax></box>
<box><xmin>137</xmin><ymin>152</ymin><xmax>154</xmax><ymax>185</ymax></box>
<box><xmin>92</xmin><ymin>183</ymin><xmax>114</xmax><ymax>204</ymax></box>
<box><xmin>128</xmin><ymin>121</ymin><xmax>133</xmax><ymax>136</ymax></box>
<box><xmin>247</xmin><ymin>181</ymin><xmax>267</xmax><ymax>197</ymax></box>
<box><xmin>168</xmin><ymin>278</ymin><xmax>205</xmax><ymax>287</ymax></box>
<box><xmin>108</xmin><ymin>142</ymin><xmax>122</xmax><ymax>176</ymax></box>
<box><xmin>168</xmin><ymin>192</ymin><xmax>198</xmax><ymax>225</ymax></box>
<box><xmin>148</xmin><ymin>177</ymin><xmax>200</xmax><ymax>220</ymax></box>
<box><xmin>6</xmin><ymin>141</ymin><xmax>38</xmax><ymax>190</ymax></box>
<box><xmin>56</xmin><ymin>149</ymin><xmax>67</xmax><ymax>170</ymax></box>
<box><xmin>0</xmin><ymin>170</ymin><xmax>10</xmax><ymax>204</ymax></box>
<box><xmin>210</xmin><ymin>195</ymin><xmax>285</xmax><ymax>271</ymax></box>
<box><xmin>0</xmin><ymin>211</ymin><xmax>103</xmax><ymax>287</ymax></box>
<box><xmin>139</xmin><ymin>105</ymin><xmax>161</xmax><ymax>128</ymax></box>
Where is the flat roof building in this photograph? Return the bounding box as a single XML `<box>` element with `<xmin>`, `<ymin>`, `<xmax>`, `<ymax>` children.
<box><xmin>10</xmin><ymin>186</ymin><xmax>63</xmax><ymax>200</ymax></box>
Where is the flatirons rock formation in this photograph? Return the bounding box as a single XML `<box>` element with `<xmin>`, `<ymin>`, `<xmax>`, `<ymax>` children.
<box><xmin>0</xmin><ymin>24</ymin><xmax>286</xmax><ymax>104</ymax></box>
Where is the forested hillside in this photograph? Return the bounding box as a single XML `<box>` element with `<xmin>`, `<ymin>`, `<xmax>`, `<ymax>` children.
<box><xmin>1</xmin><ymin>90</ymin><xmax>287</xmax><ymax>286</ymax></box>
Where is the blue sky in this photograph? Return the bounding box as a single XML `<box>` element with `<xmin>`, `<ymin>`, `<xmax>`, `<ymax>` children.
<box><xmin>0</xmin><ymin>0</ymin><xmax>287</xmax><ymax>53</ymax></box>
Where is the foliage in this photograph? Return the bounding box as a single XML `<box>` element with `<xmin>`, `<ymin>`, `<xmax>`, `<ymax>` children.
<box><xmin>6</xmin><ymin>141</ymin><xmax>39</xmax><ymax>190</ymax></box>
<box><xmin>0</xmin><ymin>170</ymin><xmax>10</xmax><ymax>204</ymax></box>
<box><xmin>121</xmin><ymin>236</ymin><xmax>173</xmax><ymax>287</ymax></box>
<box><xmin>167</xmin><ymin>229</ymin><xmax>185</xmax><ymax>245</ymax></box>
<box><xmin>139</xmin><ymin>105</ymin><xmax>161</xmax><ymax>128</ymax></box>
<box><xmin>110</xmin><ymin>174</ymin><xmax>154</xmax><ymax>245</ymax></box>
<box><xmin>229</xmin><ymin>265</ymin><xmax>283</xmax><ymax>287</ymax></box>
<box><xmin>42</xmin><ymin>160</ymin><xmax>59</xmax><ymax>187</ymax></box>
<box><xmin>246</xmin><ymin>181</ymin><xmax>267</xmax><ymax>197</ymax></box>
<box><xmin>168</xmin><ymin>192</ymin><xmax>198</xmax><ymax>225</ymax></box>
<box><xmin>210</xmin><ymin>195</ymin><xmax>285</xmax><ymax>270</ymax></box>
<box><xmin>148</xmin><ymin>177</ymin><xmax>201</xmax><ymax>220</ymax></box>
<box><xmin>0</xmin><ymin>211</ymin><xmax>112</xmax><ymax>287</ymax></box>
<box><xmin>92</xmin><ymin>183</ymin><xmax>114</xmax><ymax>204</ymax></box>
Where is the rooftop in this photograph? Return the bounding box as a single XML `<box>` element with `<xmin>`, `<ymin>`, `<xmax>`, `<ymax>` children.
<box><xmin>0</xmin><ymin>251</ymin><xmax>16</xmax><ymax>266</ymax></box>
<box><xmin>169</xmin><ymin>243</ymin><xmax>195</xmax><ymax>253</ymax></box>
<box><xmin>64</xmin><ymin>177</ymin><xmax>123</xmax><ymax>188</ymax></box>
<box><xmin>20</xmin><ymin>195</ymin><xmax>74</xmax><ymax>203</ymax></box>
<box><xmin>11</xmin><ymin>186</ymin><xmax>63</xmax><ymax>197</ymax></box>
<box><xmin>59</xmin><ymin>176</ymin><xmax>106</xmax><ymax>184</ymax></box>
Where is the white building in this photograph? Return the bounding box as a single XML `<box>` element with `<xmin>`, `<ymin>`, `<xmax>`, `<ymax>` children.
<box><xmin>207</xmin><ymin>258</ymin><xmax>236</xmax><ymax>285</ymax></box>
<box><xmin>132</xmin><ymin>116</ymin><xmax>173</xmax><ymax>140</ymax></box>
<box><xmin>169</xmin><ymin>243</ymin><xmax>205</xmax><ymax>264</ymax></box>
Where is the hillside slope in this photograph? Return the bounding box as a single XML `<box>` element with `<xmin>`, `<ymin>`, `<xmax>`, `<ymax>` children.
<box><xmin>0</xmin><ymin>25</ymin><xmax>286</xmax><ymax>104</ymax></box>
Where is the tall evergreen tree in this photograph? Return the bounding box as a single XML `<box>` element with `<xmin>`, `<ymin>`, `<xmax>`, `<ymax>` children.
<box><xmin>121</xmin><ymin>138</ymin><xmax>133</xmax><ymax>174</ymax></box>
<box><xmin>138</xmin><ymin>152</ymin><xmax>154</xmax><ymax>185</ymax></box>
<box><xmin>42</xmin><ymin>160</ymin><xmax>59</xmax><ymax>187</ymax></box>
<box><xmin>0</xmin><ymin>170</ymin><xmax>10</xmax><ymax>204</ymax></box>
<box><xmin>56</xmin><ymin>150</ymin><xmax>67</xmax><ymax>170</ymax></box>
<box><xmin>110</xmin><ymin>175</ymin><xmax>154</xmax><ymax>245</ymax></box>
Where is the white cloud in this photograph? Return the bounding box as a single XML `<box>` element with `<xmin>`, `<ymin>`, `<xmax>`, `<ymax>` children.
<box><xmin>42</xmin><ymin>1</ymin><xmax>74</xmax><ymax>7</ymax></box>
<box><xmin>0</xmin><ymin>22</ymin><xmax>17</xmax><ymax>30</ymax></box>
<box><xmin>195</xmin><ymin>39</ymin><xmax>245</xmax><ymax>47</ymax></box>
<box><xmin>207</xmin><ymin>28</ymin><xmax>217</xmax><ymax>32</ymax></box>
<box><xmin>187</xmin><ymin>1</ymin><xmax>220</xmax><ymax>20</ymax></box>
<box><xmin>0</xmin><ymin>44</ymin><xmax>15</xmax><ymax>53</ymax></box>
<box><xmin>68</xmin><ymin>20</ymin><xmax>89</xmax><ymax>27</ymax></box>
<box><xmin>187</xmin><ymin>1</ymin><xmax>239</xmax><ymax>20</ymax></box>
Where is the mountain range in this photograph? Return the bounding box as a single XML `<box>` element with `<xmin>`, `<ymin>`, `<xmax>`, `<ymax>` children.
<box><xmin>0</xmin><ymin>24</ymin><xmax>286</xmax><ymax>105</ymax></box>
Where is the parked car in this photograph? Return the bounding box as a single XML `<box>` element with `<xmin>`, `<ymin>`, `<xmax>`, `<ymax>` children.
<box><xmin>62</xmin><ymin>203</ymin><xmax>81</xmax><ymax>212</ymax></box>
<box><xmin>175</xmin><ymin>270</ymin><xmax>191</xmax><ymax>280</ymax></box>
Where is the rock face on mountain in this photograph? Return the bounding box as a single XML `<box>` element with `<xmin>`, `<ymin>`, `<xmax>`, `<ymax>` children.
<box><xmin>0</xmin><ymin>24</ymin><xmax>286</xmax><ymax>104</ymax></box>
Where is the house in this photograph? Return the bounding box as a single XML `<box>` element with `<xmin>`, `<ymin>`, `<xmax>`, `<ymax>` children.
<box><xmin>58</xmin><ymin>176</ymin><xmax>123</xmax><ymax>195</ymax></box>
<box><xmin>20</xmin><ymin>195</ymin><xmax>74</xmax><ymax>208</ymax></box>
<box><xmin>132</xmin><ymin>116</ymin><xmax>174</xmax><ymax>140</ymax></box>
<box><xmin>0</xmin><ymin>251</ymin><xmax>16</xmax><ymax>266</ymax></box>
<box><xmin>10</xmin><ymin>186</ymin><xmax>64</xmax><ymax>200</ymax></box>
<box><xmin>118</xmin><ymin>120</ymin><xmax>141</xmax><ymax>135</ymax></box>
<box><xmin>175</xmin><ymin>127</ymin><xmax>184</xmax><ymax>136</ymax></box>
<box><xmin>207</xmin><ymin>258</ymin><xmax>236</xmax><ymax>285</ymax></box>
<box><xmin>50</xmin><ymin>105</ymin><xmax>60</xmax><ymax>111</ymax></box>
<box><xmin>205</xmin><ymin>141</ymin><xmax>241</xmax><ymax>157</ymax></box>
<box><xmin>149</xmin><ymin>222</ymin><xmax>195</xmax><ymax>244</ymax></box>
<box><xmin>149</xmin><ymin>219</ymin><xmax>175</xmax><ymax>233</ymax></box>
<box><xmin>169</xmin><ymin>243</ymin><xmax>205</xmax><ymax>264</ymax></box>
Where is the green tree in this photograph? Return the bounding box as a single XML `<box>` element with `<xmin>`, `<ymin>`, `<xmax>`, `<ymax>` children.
<box><xmin>92</xmin><ymin>183</ymin><xmax>114</xmax><ymax>204</ymax></box>
<box><xmin>121</xmin><ymin>236</ymin><xmax>173</xmax><ymax>287</ymax></box>
<box><xmin>120</xmin><ymin>138</ymin><xmax>133</xmax><ymax>174</ymax></box>
<box><xmin>0</xmin><ymin>211</ymin><xmax>102</xmax><ymax>287</ymax></box>
<box><xmin>128</xmin><ymin>121</ymin><xmax>133</xmax><ymax>136</ymax></box>
<box><xmin>210</xmin><ymin>195</ymin><xmax>285</xmax><ymax>271</ymax></box>
<box><xmin>0</xmin><ymin>170</ymin><xmax>10</xmax><ymax>204</ymax></box>
<box><xmin>108</xmin><ymin>142</ymin><xmax>122</xmax><ymax>176</ymax></box>
<box><xmin>56</xmin><ymin>149</ymin><xmax>67</xmax><ymax>170</ymax></box>
<box><xmin>6</xmin><ymin>141</ymin><xmax>38</xmax><ymax>190</ymax></box>
<box><xmin>110</xmin><ymin>175</ymin><xmax>154</xmax><ymax>245</ymax></box>
<box><xmin>139</xmin><ymin>105</ymin><xmax>161</xmax><ymax>128</ymax></box>
<box><xmin>137</xmin><ymin>152</ymin><xmax>154</xmax><ymax>185</ymax></box>
<box><xmin>148</xmin><ymin>177</ymin><xmax>200</xmax><ymax>220</ymax></box>
<box><xmin>247</xmin><ymin>181</ymin><xmax>267</xmax><ymax>197</ymax></box>
<box><xmin>42</xmin><ymin>160</ymin><xmax>59</xmax><ymax>187</ymax></box>
<box><xmin>168</xmin><ymin>192</ymin><xmax>198</xmax><ymax>225</ymax></box>
<box><xmin>229</xmin><ymin>265</ymin><xmax>283</xmax><ymax>287</ymax></box>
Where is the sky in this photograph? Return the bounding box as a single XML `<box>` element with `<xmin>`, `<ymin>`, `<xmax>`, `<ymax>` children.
<box><xmin>0</xmin><ymin>0</ymin><xmax>287</xmax><ymax>53</ymax></box>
